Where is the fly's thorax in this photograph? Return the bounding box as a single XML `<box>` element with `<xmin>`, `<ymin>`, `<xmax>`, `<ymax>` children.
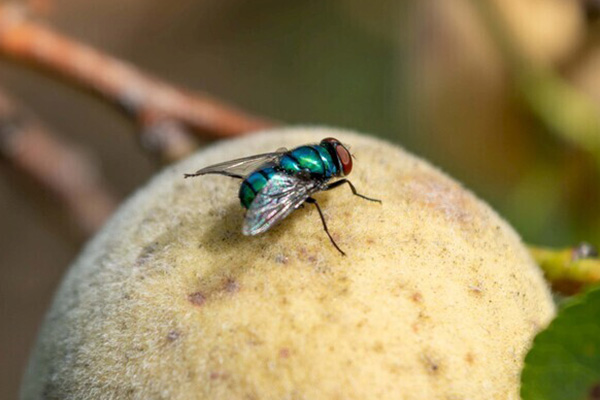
<box><xmin>279</xmin><ymin>145</ymin><xmax>338</xmax><ymax>178</ymax></box>
<box><xmin>239</xmin><ymin>167</ymin><xmax>278</xmax><ymax>209</ymax></box>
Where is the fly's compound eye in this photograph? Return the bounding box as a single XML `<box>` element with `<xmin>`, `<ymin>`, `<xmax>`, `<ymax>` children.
<box><xmin>336</xmin><ymin>144</ymin><xmax>353</xmax><ymax>176</ymax></box>
<box><xmin>321</xmin><ymin>137</ymin><xmax>341</xmax><ymax>146</ymax></box>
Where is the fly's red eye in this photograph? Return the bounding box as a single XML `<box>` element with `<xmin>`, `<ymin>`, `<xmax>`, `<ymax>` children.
<box><xmin>336</xmin><ymin>145</ymin><xmax>353</xmax><ymax>176</ymax></box>
<box><xmin>321</xmin><ymin>137</ymin><xmax>340</xmax><ymax>146</ymax></box>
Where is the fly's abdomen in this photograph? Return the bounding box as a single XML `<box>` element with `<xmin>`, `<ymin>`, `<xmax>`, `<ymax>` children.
<box><xmin>280</xmin><ymin>145</ymin><xmax>338</xmax><ymax>178</ymax></box>
<box><xmin>239</xmin><ymin>167</ymin><xmax>277</xmax><ymax>209</ymax></box>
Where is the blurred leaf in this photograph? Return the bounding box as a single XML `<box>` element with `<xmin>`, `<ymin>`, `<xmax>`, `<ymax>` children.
<box><xmin>521</xmin><ymin>286</ymin><xmax>600</xmax><ymax>400</ymax></box>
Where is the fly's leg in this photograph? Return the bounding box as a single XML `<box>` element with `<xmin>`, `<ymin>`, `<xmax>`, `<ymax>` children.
<box><xmin>305</xmin><ymin>197</ymin><xmax>346</xmax><ymax>256</ymax></box>
<box><xmin>324</xmin><ymin>179</ymin><xmax>382</xmax><ymax>203</ymax></box>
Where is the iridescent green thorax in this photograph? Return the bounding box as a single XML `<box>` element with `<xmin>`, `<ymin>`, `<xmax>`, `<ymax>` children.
<box><xmin>280</xmin><ymin>145</ymin><xmax>338</xmax><ymax>177</ymax></box>
<box><xmin>239</xmin><ymin>144</ymin><xmax>340</xmax><ymax>209</ymax></box>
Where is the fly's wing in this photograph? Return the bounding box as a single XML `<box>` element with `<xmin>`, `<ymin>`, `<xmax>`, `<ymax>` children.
<box><xmin>184</xmin><ymin>150</ymin><xmax>286</xmax><ymax>179</ymax></box>
<box><xmin>243</xmin><ymin>173</ymin><xmax>320</xmax><ymax>236</ymax></box>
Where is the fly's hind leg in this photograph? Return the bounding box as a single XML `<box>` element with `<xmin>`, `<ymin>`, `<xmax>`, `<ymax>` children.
<box><xmin>183</xmin><ymin>172</ymin><xmax>244</xmax><ymax>179</ymax></box>
<box><xmin>324</xmin><ymin>179</ymin><xmax>381</xmax><ymax>203</ymax></box>
<box><xmin>305</xmin><ymin>197</ymin><xmax>346</xmax><ymax>256</ymax></box>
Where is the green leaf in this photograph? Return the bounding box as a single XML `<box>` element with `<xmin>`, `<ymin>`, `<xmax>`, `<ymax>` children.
<box><xmin>521</xmin><ymin>286</ymin><xmax>600</xmax><ymax>400</ymax></box>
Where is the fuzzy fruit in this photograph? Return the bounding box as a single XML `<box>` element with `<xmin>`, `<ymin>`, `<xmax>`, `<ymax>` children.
<box><xmin>22</xmin><ymin>128</ymin><xmax>555</xmax><ymax>399</ymax></box>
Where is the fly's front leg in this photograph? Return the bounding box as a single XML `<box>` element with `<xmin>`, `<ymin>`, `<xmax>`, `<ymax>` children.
<box><xmin>305</xmin><ymin>197</ymin><xmax>346</xmax><ymax>256</ymax></box>
<box><xmin>324</xmin><ymin>179</ymin><xmax>381</xmax><ymax>203</ymax></box>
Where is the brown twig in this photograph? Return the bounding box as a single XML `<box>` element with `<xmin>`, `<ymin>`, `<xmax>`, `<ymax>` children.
<box><xmin>0</xmin><ymin>3</ymin><xmax>274</xmax><ymax>162</ymax></box>
<box><xmin>0</xmin><ymin>88</ymin><xmax>118</xmax><ymax>237</ymax></box>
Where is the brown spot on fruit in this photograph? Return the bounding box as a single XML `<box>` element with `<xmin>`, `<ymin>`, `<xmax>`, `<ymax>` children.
<box><xmin>279</xmin><ymin>348</ymin><xmax>290</xmax><ymax>358</ymax></box>
<box><xmin>298</xmin><ymin>247</ymin><xmax>321</xmax><ymax>264</ymax></box>
<box><xmin>469</xmin><ymin>283</ymin><xmax>484</xmax><ymax>296</ymax></box>
<box><xmin>356</xmin><ymin>319</ymin><xmax>367</xmax><ymax>329</ymax></box>
<box><xmin>188</xmin><ymin>292</ymin><xmax>206</xmax><ymax>306</ymax></box>
<box><xmin>166</xmin><ymin>330</ymin><xmax>180</xmax><ymax>342</ymax></box>
<box><xmin>412</xmin><ymin>311</ymin><xmax>431</xmax><ymax>333</ymax></box>
<box><xmin>209</xmin><ymin>371</ymin><xmax>229</xmax><ymax>380</ymax></box>
<box><xmin>411</xmin><ymin>322</ymin><xmax>420</xmax><ymax>333</ymax></box>
<box><xmin>422</xmin><ymin>354</ymin><xmax>441</xmax><ymax>375</ymax></box>
<box><xmin>411</xmin><ymin>292</ymin><xmax>423</xmax><ymax>303</ymax></box>
<box><xmin>372</xmin><ymin>341</ymin><xmax>384</xmax><ymax>353</ymax></box>
<box><xmin>465</xmin><ymin>352</ymin><xmax>475</xmax><ymax>365</ymax></box>
<box><xmin>224</xmin><ymin>278</ymin><xmax>240</xmax><ymax>294</ymax></box>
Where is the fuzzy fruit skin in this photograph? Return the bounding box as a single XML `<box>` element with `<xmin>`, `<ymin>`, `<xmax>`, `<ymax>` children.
<box><xmin>21</xmin><ymin>128</ymin><xmax>554</xmax><ymax>400</ymax></box>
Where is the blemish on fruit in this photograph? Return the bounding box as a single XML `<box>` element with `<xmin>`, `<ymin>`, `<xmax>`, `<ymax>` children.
<box><xmin>390</xmin><ymin>282</ymin><xmax>405</xmax><ymax>297</ymax></box>
<box><xmin>298</xmin><ymin>247</ymin><xmax>320</xmax><ymax>264</ymax></box>
<box><xmin>411</xmin><ymin>321</ymin><xmax>420</xmax><ymax>333</ymax></box>
<box><xmin>465</xmin><ymin>352</ymin><xmax>475</xmax><ymax>365</ymax></box>
<box><xmin>224</xmin><ymin>278</ymin><xmax>240</xmax><ymax>293</ymax></box>
<box><xmin>411</xmin><ymin>292</ymin><xmax>423</xmax><ymax>303</ymax></box>
<box><xmin>209</xmin><ymin>371</ymin><xmax>229</xmax><ymax>380</ymax></box>
<box><xmin>422</xmin><ymin>353</ymin><xmax>441</xmax><ymax>375</ymax></box>
<box><xmin>188</xmin><ymin>292</ymin><xmax>206</xmax><ymax>306</ymax></box>
<box><xmin>279</xmin><ymin>348</ymin><xmax>290</xmax><ymax>358</ymax></box>
<box><xmin>166</xmin><ymin>330</ymin><xmax>180</xmax><ymax>342</ymax></box>
<box><xmin>468</xmin><ymin>284</ymin><xmax>484</xmax><ymax>295</ymax></box>
<box><xmin>275</xmin><ymin>254</ymin><xmax>288</xmax><ymax>264</ymax></box>
<box><xmin>372</xmin><ymin>341</ymin><xmax>384</xmax><ymax>353</ymax></box>
<box><xmin>135</xmin><ymin>242</ymin><xmax>159</xmax><ymax>266</ymax></box>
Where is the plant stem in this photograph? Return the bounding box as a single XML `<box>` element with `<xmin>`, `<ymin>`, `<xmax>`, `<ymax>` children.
<box><xmin>0</xmin><ymin>3</ymin><xmax>275</xmax><ymax>162</ymax></box>
<box><xmin>529</xmin><ymin>243</ymin><xmax>600</xmax><ymax>294</ymax></box>
<box><xmin>0</xmin><ymin>88</ymin><xmax>119</xmax><ymax>237</ymax></box>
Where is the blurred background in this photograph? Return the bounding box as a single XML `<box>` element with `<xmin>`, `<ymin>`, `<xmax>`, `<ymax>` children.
<box><xmin>1</xmin><ymin>0</ymin><xmax>599</xmax><ymax>398</ymax></box>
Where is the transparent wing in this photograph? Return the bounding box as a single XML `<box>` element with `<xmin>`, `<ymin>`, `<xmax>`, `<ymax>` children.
<box><xmin>243</xmin><ymin>173</ymin><xmax>321</xmax><ymax>235</ymax></box>
<box><xmin>184</xmin><ymin>149</ymin><xmax>286</xmax><ymax>179</ymax></box>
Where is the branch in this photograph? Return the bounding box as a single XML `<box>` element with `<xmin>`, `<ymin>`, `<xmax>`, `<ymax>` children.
<box><xmin>0</xmin><ymin>3</ymin><xmax>275</xmax><ymax>162</ymax></box>
<box><xmin>0</xmin><ymin>88</ymin><xmax>118</xmax><ymax>237</ymax></box>
<box><xmin>529</xmin><ymin>243</ymin><xmax>600</xmax><ymax>295</ymax></box>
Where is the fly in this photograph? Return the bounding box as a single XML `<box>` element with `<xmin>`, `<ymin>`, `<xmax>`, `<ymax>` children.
<box><xmin>184</xmin><ymin>137</ymin><xmax>381</xmax><ymax>255</ymax></box>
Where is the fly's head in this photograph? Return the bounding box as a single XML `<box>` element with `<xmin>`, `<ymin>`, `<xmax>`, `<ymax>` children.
<box><xmin>321</xmin><ymin>137</ymin><xmax>353</xmax><ymax>177</ymax></box>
